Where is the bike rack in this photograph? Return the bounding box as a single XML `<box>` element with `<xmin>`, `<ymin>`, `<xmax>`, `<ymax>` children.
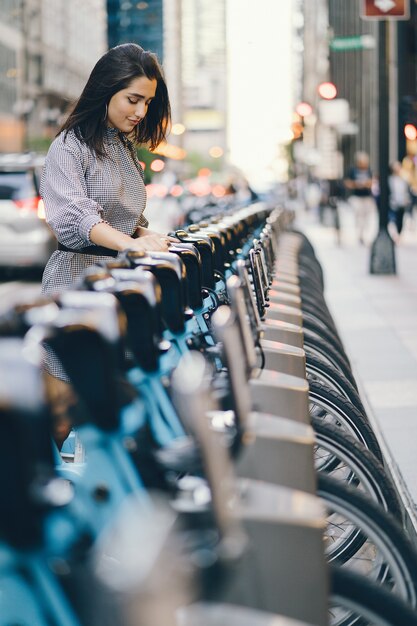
<box><xmin>3</xmin><ymin>200</ymin><xmax>410</xmax><ymax>626</ymax></box>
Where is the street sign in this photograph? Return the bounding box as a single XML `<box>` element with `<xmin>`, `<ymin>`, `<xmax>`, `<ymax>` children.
<box><xmin>361</xmin><ymin>0</ymin><xmax>410</xmax><ymax>19</ymax></box>
<box><xmin>330</xmin><ymin>35</ymin><xmax>376</xmax><ymax>50</ymax></box>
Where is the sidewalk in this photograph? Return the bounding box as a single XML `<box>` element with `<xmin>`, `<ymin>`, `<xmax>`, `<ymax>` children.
<box><xmin>296</xmin><ymin>203</ymin><xmax>417</xmax><ymax>533</ymax></box>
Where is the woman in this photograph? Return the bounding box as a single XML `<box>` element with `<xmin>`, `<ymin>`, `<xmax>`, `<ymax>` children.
<box><xmin>40</xmin><ymin>43</ymin><xmax>173</xmax><ymax>446</ymax></box>
<box><xmin>41</xmin><ymin>42</ymin><xmax>172</xmax><ymax>297</ymax></box>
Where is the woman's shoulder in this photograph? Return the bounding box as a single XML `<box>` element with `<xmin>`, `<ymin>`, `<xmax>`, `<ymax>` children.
<box><xmin>45</xmin><ymin>130</ymin><xmax>96</xmax><ymax>173</ymax></box>
<box><xmin>47</xmin><ymin>129</ymin><xmax>91</xmax><ymax>159</ymax></box>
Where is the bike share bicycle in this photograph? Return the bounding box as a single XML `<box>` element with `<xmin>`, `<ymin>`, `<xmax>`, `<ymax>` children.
<box><xmin>1</xmin><ymin>203</ymin><xmax>417</xmax><ymax>625</ymax></box>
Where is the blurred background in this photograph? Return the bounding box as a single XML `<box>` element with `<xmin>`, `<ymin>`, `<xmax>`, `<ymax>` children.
<box><xmin>1</xmin><ymin>0</ymin><xmax>417</xmax><ymax>252</ymax></box>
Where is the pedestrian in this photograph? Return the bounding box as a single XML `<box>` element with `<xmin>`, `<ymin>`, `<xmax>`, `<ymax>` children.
<box><xmin>401</xmin><ymin>155</ymin><xmax>417</xmax><ymax>227</ymax></box>
<box><xmin>388</xmin><ymin>161</ymin><xmax>411</xmax><ymax>240</ymax></box>
<box><xmin>318</xmin><ymin>178</ymin><xmax>342</xmax><ymax>245</ymax></box>
<box><xmin>344</xmin><ymin>151</ymin><xmax>377</xmax><ymax>245</ymax></box>
<box><xmin>39</xmin><ymin>43</ymin><xmax>173</xmax><ymax>446</ymax></box>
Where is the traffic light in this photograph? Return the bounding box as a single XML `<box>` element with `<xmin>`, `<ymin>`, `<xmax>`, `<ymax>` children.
<box><xmin>404</xmin><ymin>124</ymin><xmax>417</xmax><ymax>141</ymax></box>
<box><xmin>399</xmin><ymin>96</ymin><xmax>417</xmax><ymax>152</ymax></box>
<box><xmin>317</xmin><ymin>82</ymin><xmax>337</xmax><ymax>100</ymax></box>
<box><xmin>295</xmin><ymin>102</ymin><xmax>313</xmax><ymax>118</ymax></box>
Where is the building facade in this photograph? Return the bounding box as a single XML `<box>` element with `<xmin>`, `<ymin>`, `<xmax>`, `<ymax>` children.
<box><xmin>0</xmin><ymin>0</ymin><xmax>107</xmax><ymax>152</ymax></box>
<box><xmin>181</xmin><ymin>0</ymin><xmax>227</xmax><ymax>163</ymax></box>
<box><xmin>107</xmin><ymin>0</ymin><xmax>164</xmax><ymax>61</ymax></box>
<box><xmin>0</xmin><ymin>0</ymin><xmax>25</xmax><ymax>150</ymax></box>
<box><xmin>300</xmin><ymin>0</ymin><xmax>381</xmax><ymax>179</ymax></box>
<box><xmin>107</xmin><ymin>0</ymin><xmax>228</xmax><ymax>173</ymax></box>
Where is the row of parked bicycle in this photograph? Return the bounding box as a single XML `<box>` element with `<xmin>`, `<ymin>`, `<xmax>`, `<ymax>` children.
<box><xmin>1</xmin><ymin>201</ymin><xmax>417</xmax><ymax>625</ymax></box>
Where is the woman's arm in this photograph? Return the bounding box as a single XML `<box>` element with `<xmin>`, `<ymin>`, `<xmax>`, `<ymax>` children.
<box><xmin>90</xmin><ymin>222</ymin><xmax>170</xmax><ymax>252</ymax></box>
<box><xmin>42</xmin><ymin>136</ymin><xmax>169</xmax><ymax>253</ymax></box>
<box><xmin>134</xmin><ymin>225</ymin><xmax>179</xmax><ymax>242</ymax></box>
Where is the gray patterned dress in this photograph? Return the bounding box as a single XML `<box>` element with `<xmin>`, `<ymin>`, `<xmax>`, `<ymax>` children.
<box><xmin>40</xmin><ymin>126</ymin><xmax>149</xmax><ymax>378</ymax></box>
<box><xmin>41</xmin><ymin>126</ymin><xmax>148</xmax><ymax>296</ymax></box>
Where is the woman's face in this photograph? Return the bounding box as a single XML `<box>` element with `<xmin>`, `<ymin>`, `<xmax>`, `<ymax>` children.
<box><xmin>107</xmin><ymin>76</ymin><xmax>157</xmax><ymax>134</ymax></box>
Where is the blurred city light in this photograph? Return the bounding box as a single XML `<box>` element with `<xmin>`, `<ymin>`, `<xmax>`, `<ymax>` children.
<box><xmin>198</xmin><ymin>168</ymin><xmax>211</xmax><ymax>177</ymax></box>
<box><xmin>171</xmin><ymin>123</ymin><xmax>186</xmax><ymax>135</ymax></box>
<box><xmin>318</xmin><ymin>82</ymin><xmax>337</xmax><ymax>100</ymax></box>
<box><xmin>291</xmin><ymin>121</ymin><xmax>303</xmax><ymax>140</ymax></box>
<box><xmin>153</xmin><ymin>142</ymin><xmax>186</xmax><ymax>160</ymax></box>
<box><xmin>187</xmin><ymin>178</ymin><xmax>211</xmax><ymax>196</ymax></box>
<box><xmin>37</xmin><ymin>199</ymin><xmax>46</xmax><ymax>219</ymax></box>
<box><xmin>150</xmin><ymin>159</ymin><xmax>165</xmax><ymax>172</ymax></box>
<box><xmin>295</xmin><ymin>102</ymin><xmax>313</xmax><ymax>117</ymax></box>
<box><xmin>404</xmin><ymin>123</ymin><xmax>417</xmax><ymax>141</ymax></box>
<box><xmin>170</xmin><ymin>184</ymin><xmax>184</xmax><ymax>197</ymax></box>
<box><xmin>209</xmin><ymin>146</ymin><xmax>224</xmax><ymax>158</ymax></box>
<box><xmin>146</xmin><ymin>183</ymin><xmax>168</xmax><ymax>198</ymax></box>
<box><xmin>212</xmin><ymin>184</ymin><xmax>226</xmax><ymax>198</ymax></box>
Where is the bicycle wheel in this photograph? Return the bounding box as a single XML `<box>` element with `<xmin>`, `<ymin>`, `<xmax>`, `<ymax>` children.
<box><xmin>318</xmin><ymin>473</ymin><xmax>417</xmax><ymax>607</ymax></box>
<box><xmin>302</xmin><ymin>311</ymin><xmax>347</xmax><ymax>356</ymax></box>
<box><xmin>301</xmin><ymin>301</ymin><xmax>341</xmax><ymax>344</ymax></box>
<box><xmin>308</xmin><ymin>380</ymin><xmax>382</xmax><ymax>463</ymax></box>
<box><xmin>301</xmin><ymin>290</ymin><xmax>336</xmax><ymax>326</ymax></box>
<box><xmin>304</xmin><ymin>332</ymin><xmax>358</xmax><ymax>392</ymax></box>
<box><xmin>305</xmin><ymin>353</ymin><xmax>367</xmax><ymax>417</ymax></box>
<box><xmin>329</xmin><ymin>563</ymin><xmax>417</xmax><ymax>626</ymax></box>
<box><xmin>312</xmin><ymin>417</ymin><xmax>402</xmax><ymax>521</ymax></box>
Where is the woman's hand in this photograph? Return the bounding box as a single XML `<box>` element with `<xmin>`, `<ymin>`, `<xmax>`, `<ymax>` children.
<box><xmin>90</xmin><ymin>222</ymin><xmax>171</xmax><ymax>253</ymax></box>
<box><xmin>125</xmin><ymin>233</ymin><xmax>170</xmax><ymax>252</ymax></box>
<box><xmin>134</xmin><ymin>225</ymin><xmax>180</xmax><ymax>243</ymax></box>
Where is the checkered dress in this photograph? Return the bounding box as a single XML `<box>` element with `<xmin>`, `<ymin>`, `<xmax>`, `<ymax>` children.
<box><xmin>40</xmin><ymin>127</ymin><xmax>149</xmax><ymax>379</ymax></box>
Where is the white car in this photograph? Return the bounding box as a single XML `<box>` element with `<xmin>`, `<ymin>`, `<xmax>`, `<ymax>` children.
<box><xmin>0</xmin><ymin>153</ymin><xmax>56</xmax><ymax>276</ymax></box>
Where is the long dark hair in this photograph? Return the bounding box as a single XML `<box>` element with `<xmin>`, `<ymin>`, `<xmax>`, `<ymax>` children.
<box><xmin>59</xmin><ymin>43</ymin><xmax>171</xmax><ymax>156</ymax></box>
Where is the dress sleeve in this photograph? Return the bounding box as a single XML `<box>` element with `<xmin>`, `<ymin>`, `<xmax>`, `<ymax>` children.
<box><xmin>137</xmin><ymin>213</ymin><xmax>149</xmax><ymax>229</ymax></box>
<box><xmin>40</xmin><ymin>136</ymin><xmax>105</xmax><ymax>249</ymax></box>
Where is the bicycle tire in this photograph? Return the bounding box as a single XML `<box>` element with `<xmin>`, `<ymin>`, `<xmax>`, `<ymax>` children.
<box><xmin>329</xmin><ymin>563</ymin><xmax>417</xmax><ymax>626</ymax></box>
<box><xmin>305</xmin><ymin>353</ymin><xmax>367</xmax><ymax>417</ymax></box>
<box><xmin>318</xmin><ymin>473</ymin><xmax>417</xmax><ymax>606</ymax></box>
<box><xmin>298</xmin><ymin>267</ymin><xmax>324</xmax><ymax>292</ymax></box>
<box><xmin>302</xmin><ymin>312</ymin><xmax>347</xmax><ymax>359</ymax></box>
<box><xmin>304</xmin><ymin>332</ymin><xmax>358</xmax><ymax>392</ymax></box>
<box><xmin>299</xmin><ymin>283</ymin><xmax>326</xmax><ymax>307</ymax></box>
<box><xmin>301</xmin><ymin>297</ymin><xmax>340</xmax><ymax>337</ymax></box>
<box><xmin>308</xmin><ymin>380</ymin><xmax>382</xmax><ymax>463</ymax></box>
<box><xmin>301</xmin><ymin>290</ymin><xmax>336</xmax><ymax>324</ymax></box>
<box><xmin>312</xmin><ymin>417</ymin><xmax>402</xmax><ymax>521</ymax></box>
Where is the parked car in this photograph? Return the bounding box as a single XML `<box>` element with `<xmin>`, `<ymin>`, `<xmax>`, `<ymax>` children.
<box><xmin>0</xmin><ymin>153</ymin><xmax>56</xmax><ymax>276</ymax></box>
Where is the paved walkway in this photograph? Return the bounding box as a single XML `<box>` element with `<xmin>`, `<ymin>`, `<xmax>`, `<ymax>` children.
<box><xmin>296</xmin><ymin>202</ymin><xmax>417</xmax><ymax>533</ymax></box>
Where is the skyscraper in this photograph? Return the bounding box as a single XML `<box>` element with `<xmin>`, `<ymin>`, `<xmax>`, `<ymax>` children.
<box><xmin>107</xmin><ymin>0</ymin><xmax>164</xmax><ymax>61</ymax></box>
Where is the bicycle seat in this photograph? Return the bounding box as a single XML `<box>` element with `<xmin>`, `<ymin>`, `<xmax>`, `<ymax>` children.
<box><xmin>172</xmin><ymin>230</ymin><xmax>216</xmax><ymax>290</ymax></box>
<box><xmin>0</xmin><ymin>338</ymin><xmax>61</xmax><ymax>549</ymax></box>
<box><xmin>76</xmin><ymin>265</ymin><xmax>118</xmax><ymax>293</ymax></box>
<box><xmin>122</xmin><ymin>251</ymin><xmax>187</xmax><ymax>334</ymax></box>
<box><xmin>167</xmin><ymin>242</ymin><xmax>204</xmax><ymax>310</ymax></box>
<box><xmin>146</xmin><ymin>250</ymin><xmax>194</xmax><ymax>320</ymax></box>
<box><xmin>188</xmin><ymin>225</ymin><xmax>225</xmax><ymax>275</ymax></box>
<box><xmin>112</xmin><ymin>279</ymin><xmax>165</xmax><ymax>373</ymax></box>
<box><xmin>45</xmin><ymin>307</ymin><xmax>122</xmax><ymax>432</ymax></box>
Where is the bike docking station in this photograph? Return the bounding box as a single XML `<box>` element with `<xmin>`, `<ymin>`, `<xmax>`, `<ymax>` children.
<box><xmin>1</xmin><ymin>202</ymin><xmax>417</xmax><ymax>626</ymax></box>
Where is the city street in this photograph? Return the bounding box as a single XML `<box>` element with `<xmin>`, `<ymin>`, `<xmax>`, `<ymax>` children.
<box><xmin>2</xmin><ymin>0</ymin><xmax>417</xmax><ymax>624</ymax></box>
<box><xmin>298</xmin><ymin>201</ymin><xmax>417</xmax><ymax>535</ymax></box>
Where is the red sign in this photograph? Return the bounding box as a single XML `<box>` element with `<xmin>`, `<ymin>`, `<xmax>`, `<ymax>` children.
<box><xmin>361</xmin><ymin>0</ymin><xmax>410</xmax><ymax>19</ymax></box>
